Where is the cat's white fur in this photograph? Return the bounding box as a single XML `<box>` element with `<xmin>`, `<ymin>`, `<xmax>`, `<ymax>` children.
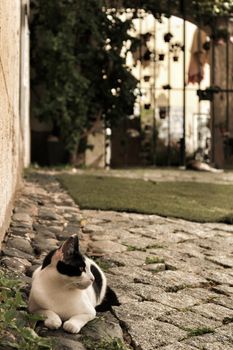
<box><xmin>28</xmin><ymin>249</ymin><xmax>107</xmax><ymax>333</ymax></box>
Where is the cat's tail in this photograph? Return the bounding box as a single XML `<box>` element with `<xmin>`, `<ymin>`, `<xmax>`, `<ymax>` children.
<box><xmin>95</xmin><ymin>286</ymin><xmax>120</xmax><ymax>312</ymax></box>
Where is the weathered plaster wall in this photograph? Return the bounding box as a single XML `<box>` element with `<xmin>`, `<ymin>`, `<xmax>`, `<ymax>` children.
<box><xmin>20</xmin><ymin>0</ymin><xmax>31</xmax><ymax>167</ymax></box>
<box><xmin>211</xmin><ymin>21</ymin><xmax>233</xmax><ymax>168</ymax></box>
<box><xmin>0</xmin><ymin>0</ymin><xmax>25</xmax><ymax>243</ymax></box>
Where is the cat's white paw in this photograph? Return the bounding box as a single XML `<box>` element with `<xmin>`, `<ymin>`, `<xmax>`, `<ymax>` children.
<box><xmin>63</xmin><ymin>320</ymin><xmax>81</xmax><ymax>334</ymax></box>
<box><xmin>44</xmin><ymin>316</ymin><xmax>62</xmax><ymax>330</ymax></box>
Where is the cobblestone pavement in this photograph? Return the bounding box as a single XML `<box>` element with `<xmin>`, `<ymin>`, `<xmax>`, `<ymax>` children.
<box><xmin>1</xmin><ymin>171</ymin><xmax>233</xmax><ymax>350</ymax></box>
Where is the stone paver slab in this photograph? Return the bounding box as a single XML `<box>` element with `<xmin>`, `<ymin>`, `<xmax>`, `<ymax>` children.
<box><xmin>192</xmin><ymin>303</ymin><xmax>233</xmax><ymax>322</ymax></box>
<box><xmin>158</xmin><ymin>310</ymin><xmax>221</xmax><ymax>330</ymax></box>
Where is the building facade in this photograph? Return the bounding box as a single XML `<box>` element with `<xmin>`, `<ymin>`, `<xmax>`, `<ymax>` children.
<box><xmin>0</xmin><ymin>0</ymin><xmax>30</xmax><ymax>243</ymax></box>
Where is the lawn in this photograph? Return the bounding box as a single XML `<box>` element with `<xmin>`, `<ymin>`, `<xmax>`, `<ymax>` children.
<box><xmin>57</xmin><ymin>174</ymin><xmax>233</xmax><ymax>223</ymax></box>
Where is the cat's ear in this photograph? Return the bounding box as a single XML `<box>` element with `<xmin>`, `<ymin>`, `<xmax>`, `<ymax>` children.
<box><xmin>49</xmin><ymin>236</ymin><xmax>80</xmax><ymax>267</ymax></box>
<box><xmin>61</xmin><ymin>235</ymin><xmax>80</xmax><ymax>256</ymax></box>
<box><xmin>73</xmin><ymin>235</ymin><xmax>80</xmax><ymax>252</ymax></box>
<box><xmin>51</xmin><ymin>246</ymin><xmax>64</xmax><ymax>265</ymax></box>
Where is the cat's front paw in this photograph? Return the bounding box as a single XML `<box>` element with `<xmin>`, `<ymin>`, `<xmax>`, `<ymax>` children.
<box><xmin>44</xmin><ymin>316</ymin><xmax>62</xmax><ymax>330</ymax></box>
<box><xmin>63</xmin><ymin>320</ymin><xmax>81</xmax><ymax>334</ymax></box>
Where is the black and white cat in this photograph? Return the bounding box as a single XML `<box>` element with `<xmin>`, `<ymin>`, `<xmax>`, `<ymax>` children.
<box><xmin>28</xmin><ymin>235</ymin><xmax>119</xmax><ymax>334</ymax></box>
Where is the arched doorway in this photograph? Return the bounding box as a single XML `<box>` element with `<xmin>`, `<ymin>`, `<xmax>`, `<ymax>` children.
<box><xmin>108</xmin><ymin>1</ymin><xmax>233</xmax><ymax>169</ymax></box>
<box><xmin>111</xmin><ymin>11</ymin><xmax>211</xmax><ymax>167</ymax></box>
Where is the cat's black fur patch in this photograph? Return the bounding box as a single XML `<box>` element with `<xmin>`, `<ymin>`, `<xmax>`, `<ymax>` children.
<box><xmin>57</xmin><ymin>261</ymin><xmax>84</xmax><ymax>276</ymax></box>
<box><xmin>63</xmin><ymin>246</ymin><xmax>85</xmax><ymax>269</ymax></box>
<box><xmin>41</xmin><ymin>249</ymin><xmax>57</xmax><ymax>269</ymax></box>
<box><xmin>91</xmin><ymin>264</ymin><xmax>102</xmax><ymax>299</ymax></box>
<box><xmin>95</xmin><ymin>286</ymin><xmax>120</xmax><ymax>312</ymax></box>
<box><xmin>41</xmin><ymin>247</ymin><xmax>86</xmax><ymax>276</ymax></box>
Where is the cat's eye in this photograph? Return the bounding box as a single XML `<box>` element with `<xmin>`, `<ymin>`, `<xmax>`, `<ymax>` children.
<box><xmin>80</xmin><ymin>267</ymin><xmax>85</xmax><ymax>272</ymax></box>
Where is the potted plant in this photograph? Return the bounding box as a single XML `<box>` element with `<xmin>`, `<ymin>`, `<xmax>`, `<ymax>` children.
<box><xmin>170</xmin><ymin>42</ymin><xmax>182</xmax><ymax>62</ymax></box>
<box><xmin>143</xmin><ymin>49</ymin><xmax>152</xmax><ymax>61</ymax></box>
<box><xmin>159</xmin><ymin>106</ymin><xmax>167</xmax><ymax>119</ymax></box>
<box><xmin>162</xmin><ymin>84</ymin><xmax>171</xmax><ymax>90</ymax></box>
<box><xmin>164</xmin><ymin>32</ymin><xmax>173</xmax><ymax>43</ymax></box>
<box><xmin>144</xmin><ymin>75</ymin><xmax>151</xmax><ymax>82</ymax></box>
<box><xmin>144</xmin><ymin>103</ymin><xmax>151</xmax><ymax>110</ymax></box>
<box><xmin>158</xmin><ymin>53</ymin><xmax>165</xmax><ymax>61</ymax></box>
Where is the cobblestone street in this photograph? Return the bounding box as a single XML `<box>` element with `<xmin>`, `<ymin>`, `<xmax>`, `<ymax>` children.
<box><xmin>1</xmin><ymin>171</ymin><xmax>233</xmax><ymax>350</ymax></box>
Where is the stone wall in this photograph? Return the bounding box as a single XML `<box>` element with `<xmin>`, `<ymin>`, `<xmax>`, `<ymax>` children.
<box><xmin>0</xmin><ymin>0</ymin><xmax>30</xmax><ymax>243</ymax></box>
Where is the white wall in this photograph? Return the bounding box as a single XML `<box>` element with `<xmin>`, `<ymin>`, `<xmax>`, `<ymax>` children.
<box><xmin>20</xmin><ymin>0</ymin><xmax>31</xmax><ymax>167</ymax></box>
<box><xmin>0</xmin><ymin>0</ymin><xmax>30</xmax><ymax>243</ymax></box>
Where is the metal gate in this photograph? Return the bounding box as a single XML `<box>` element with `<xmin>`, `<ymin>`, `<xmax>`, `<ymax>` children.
<box><xmin>110</xmin><ymin>6</ymin><xmax>233</xmax><ymax>169</ymax></box>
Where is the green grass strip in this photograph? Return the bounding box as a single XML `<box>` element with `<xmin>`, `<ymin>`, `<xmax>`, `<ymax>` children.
<box><xmin>57</xmin><ymin>174</ymin><xmax>233</xmax><ymax>223</ymax></box>
<box><xmin>186</xmin><ymin>327</ymin><xmax>215</xmax><ymax>337</ymax></box>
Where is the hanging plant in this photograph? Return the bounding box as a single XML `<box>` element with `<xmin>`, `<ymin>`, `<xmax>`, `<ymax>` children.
<box><xmin>143</xmin><ymin>49</ymin><xmax>152</xmax><ymax>61</ymax></box>
<box><xmin>164</xmin><ymin>32</ymin><xmax>173</xmax><ymax>43</ymax></box>
<box><xmin>143</xmin><ymin>75</ymin><xmax>151</xmax><ymax>82</ymax></box>
<box><xmin>159</xmin><ymin>107</ymin><xmax>167</xmax><ymax>119</ymax></box>
<box><xmin>170</xmin><ymin>42</ymin><xmax>183</xmax><ymax>62</ymax></box>
<box><xmin>158</xmin><ymin>53</ymin><xmax>165</xmax><ymax>61</ymax></box>
<box><xmin>162</xmin><ymin>84</ymin><xmax>172</xmax><ymax>90</ymax></box>
<box><xmin>141</xmin><ymin>32</ymin><xmax>152</xmax><ymax>42</ymax></box>
<box><xmin>144</xmin><ymin>103</ymin><xmax>151</xmax><ymax>110</ymax></box>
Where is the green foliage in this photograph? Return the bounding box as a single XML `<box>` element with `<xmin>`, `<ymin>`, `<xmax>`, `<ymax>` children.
<box><xmin>126</xmin><ymin>245</ymin><xmax>146</xmax><ymax>252</ymax></box>
<box><xmin>191</xmin><ymin>0</ymin><xmax>233</xmax><ymax>17</ymax></box>
<box><xmin>121</xmin><ymin>0</ymin><xmax>233</xmax><ymax>28</ymax></box>
<box><xmin>30</xmin><ymin>0</ymin><xmax>233</xmax><ymax>162</ymax></box>
<box><xmin>30</xmin><ymin>0</ymin><xmax>137</xmax><ymax>159</ymax></box>
<box><xmin>123</xmin><ymin>0</ymin><xmax>233</xmax><ymax>18</ymax></box>
<box><xmin>145</xmin><ymin>256</ymin><xmax>165</xmax><ymax>264</ymax></box>
<box><xmin>91</xmin><ymin>258</ymin><xmax>113</xmax><ymax>272</ymax></box>
<box><xmin>126</xmin><ymin>243</ymin><xmax>164</xmax><ymax>252</ymax></box>
<box><xmin>0</xmin><ymin>271</ymin><xmax>53</xmax><ymax>350</ymax></box>
<box><xmin>82</xmin><ymin>337</ymin><xmax>130</xmax><ymax>350</ymax></box>
<box><xmin>186</xmin><ymin>327</ymin><xmax>215</xmax><ymax>337</ymax></box>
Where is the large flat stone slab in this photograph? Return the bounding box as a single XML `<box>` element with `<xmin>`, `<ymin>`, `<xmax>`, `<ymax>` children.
<box><xmin>114</xmin><ymin>301</ymin><xmax>186</xmax><ymax>349</ymax></box>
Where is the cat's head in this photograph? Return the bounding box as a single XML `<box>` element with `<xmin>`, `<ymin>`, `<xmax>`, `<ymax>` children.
<box><xmin>42</xmin><ymin>235</ymin><xmax>94</xmax><ymax>289</ymax></box>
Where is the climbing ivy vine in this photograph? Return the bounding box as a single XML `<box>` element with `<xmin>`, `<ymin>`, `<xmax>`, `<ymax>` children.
<box><xmin>122</xmin><ymin>0</ymin><xmax>233</xmax><ymax>19</ymax></box>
